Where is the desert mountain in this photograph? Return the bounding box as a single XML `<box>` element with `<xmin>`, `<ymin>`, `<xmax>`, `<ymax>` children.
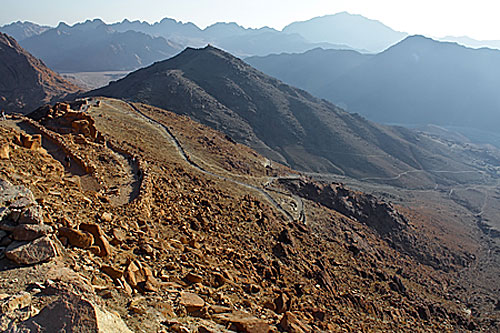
<box><xmin>87</xmin><ymin>45</ymin><xmax>499</xmax><ymax>189</ymax></box>
<box><xmin>282</xmin><ymin>12</ymin><xmax>407</xmax><ymax>52</ymax></box>
<box><xmin>0</xmin><ymin>33</ymin><xmax>80</xmax><ymax>114</ymax></box>
<box><xmin>246</xmin><ymin>47</ymin><xmax>372</xmax><ymax>97</ymax></box>
<box><xmin>0</xmin><ymin>21</ymin><xmax>50</xmax><ymax>41</ymax></box>
<box><xmin>20</xmin><ymin>19</ymin><xmax>181</xmax><ymax>72</ymax></box>
<box><xmin>248</xmin><ymin>35</ymin><xmax>500</xmax><ymax>142</ymax></box>
<box><xmin>0</xmin><ymin>96</ymin><xmax>496</xmax><ymax>331</ymax></box>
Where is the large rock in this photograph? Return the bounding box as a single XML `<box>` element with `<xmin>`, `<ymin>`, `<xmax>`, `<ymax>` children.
<box><xmin>15</xmin><ymin>293</ymin><xmax>132</xmax><ymax>332</ymax></box>
<box><xmin>179</xmin><ymin>292</ymin><xmax>205</xmax><ymax>313</ymax></box>
<box><xmin>5</xmin><ymin>236</ymin><xmax>57</xmax><ymax>265</ymax></box>
<box><xmin>58</xmin><ymin>227</ymin><xmax>93</xmax><ymax>249</ymax></box>
<box><xmin>79</xmin><ymin>223</ymin><xmax>111</xmax><ymax>257</ymax></box>
<box><xmin>0</xmin><ymin>144</ymin><xmax>10</xmax><ymax>159</ymax></box>
<box><xmin>0</xmin><ymin>292</ymin><xmax>32</xmax><ymax>332</ymax></box>
<box><xmin>279</xmin><ymin>312</ymin><xmax>310</xmax><ymax>333</ymax></box>
<box><xmin>11</xmin><ymin>224</ymin><xmax>52</xmax><ymax>241</ymax></box>
<box><xmin>124</xmin><ymin>260</ymin><xmax>159</xmax><ymax>292</ymax></box>
<box><xmin>214</xmin><ymin>312</ymin><xmax>270</xmax><ymax>333</ymax></box>
<box><xmin>0</xmin><ymin>179</ymin><xmax>43</xmax><ymax>225</ymax></box>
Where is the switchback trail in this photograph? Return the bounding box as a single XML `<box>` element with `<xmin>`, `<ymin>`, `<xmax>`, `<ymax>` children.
<box><xmin>2</xmin><ymin>117</ymin><xmax>140</xmax><ymax>206</ymax></box>
<box><xmin>125</xmin><ymin>102</ymin><xmax>298</xmax><ymax>223</ymax></box>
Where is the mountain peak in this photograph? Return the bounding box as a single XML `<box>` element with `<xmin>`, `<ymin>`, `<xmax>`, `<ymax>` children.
<box><xmin>283</xmin><ymin>12</ymin><xmax>407</xmax><ymax>52</ymax></box>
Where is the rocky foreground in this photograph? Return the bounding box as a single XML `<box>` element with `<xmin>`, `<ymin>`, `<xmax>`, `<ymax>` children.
<box><xmin>0</xmin><ymin>98</ymin><xmax>494</xmax><ymax>332</ymax></box>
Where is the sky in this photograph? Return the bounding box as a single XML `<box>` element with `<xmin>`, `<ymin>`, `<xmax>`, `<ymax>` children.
<box><xmin>1</xmin><ymin>0</ymin><xmax>500</xmax><ymax>40</ymax></box>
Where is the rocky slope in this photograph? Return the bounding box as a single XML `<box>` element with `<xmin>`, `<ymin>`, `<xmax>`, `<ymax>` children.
<box><xmin>87</xmin><ymin>45</ymin><xmax>498</xmax><ymax>189</ymax></box>
<box><xmin>0</xmin><ymin>33</ymin><xmax>81</xmax><ymax>114</ymax></box>
<box><xmin>0</xmin><ymin>97</ymin><xmax>496</xmax><ymax>331</ymax></box>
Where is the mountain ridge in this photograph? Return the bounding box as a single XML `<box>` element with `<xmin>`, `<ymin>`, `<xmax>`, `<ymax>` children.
<box><xmin>248</xmin><ymin>35</ymin><xmax>500</xmax><ymax>137</ymax></box>
<box><xmin>86</xmin><ymin>45</ymin><xmax>498</xmax><ymax>189</ymax></box>
<box><xmin>282</xmin><ymin>11</ymin><xmax>407</xmax><ymax>52</ymax></box>
<box><xmin>0</xmin><ymin>32</ymin><xmax>81</xmax><ymax>113</ymax></box>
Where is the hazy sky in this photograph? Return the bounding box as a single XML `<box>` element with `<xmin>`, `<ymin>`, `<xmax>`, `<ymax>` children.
<box><xmin>2</xmin><ymin>0</ymin><xmax>500</xmax><ymax>40</ymax></box>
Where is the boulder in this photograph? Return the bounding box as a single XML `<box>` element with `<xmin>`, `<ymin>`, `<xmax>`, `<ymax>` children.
<box><xmin>79</xmin><ymin>223</ymin><xmax>111</xmax><ymax>257</ymax></box>
<box><xmin>16</xmin><ymin>293</ymin><xmax>132</xmax><ymax>333</ymax></box>
<box><xmin>279</xmin><ymin>312</ymin><xmax>310</xmax><ymax>333</ymax></box>
<box><xmin>19</xmin><ymin>133</ymin><xmax>41</xmax><ymax>150</ymax></box>
<box><xmin>5</xmin><ymin>236</ymin><xmax>57</xmax><ymax>265</ymax></box>
<box><xmin>184</xmin><ymin>272</ymin><xmax>203</xmax><ymax>284</ymax></box>
<box><xmin>179</xmin><ymin>292</ymin><xmax>205</xmax><ymax>313</ymax></box>
<box><xmin>213</xmin><ymin>312</ymin><xmax>270</xmax><ymax>333</ymax></box>
<box><xmin>124</xmin><ymin>260</ymin><xmax>159</xmax><ymax>292</ymax></box>
<box><xmin>18</xmin><ymin>205</ymin><xmax>43</xmax><ymax>225</ymax></box>
<box><xmin>58</xmin><ymin>227</ymin><xmax>93</xmax><ymax>249</ymax></box>
<box><xmin>0</xmin><ymin>144</ymin><xmax>9</xmax><ymax>159</ymax></box>
<box><xmin>0</xmin><ymin>292</ymin><xmax>32</xmax><ymax>332</ymax></box>
<box><xmin>11</xmin><ymin>224</ymin><xmax>52</xmax><ymax>241</ymax></box>
<box><xmin>101</xmin><ymin>265</ymin><xmax>123</xmax><ymax>280</ymax></box>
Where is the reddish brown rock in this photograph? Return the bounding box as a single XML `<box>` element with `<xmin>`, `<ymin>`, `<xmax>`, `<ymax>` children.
<box><xmin>124</xmin><ymin>260</ymin><xmax>159</xmax><ymax>292</ymax></box>
<box><xmin>11</xmin><ymin>223</ymin><xmax>52</xmax><ymax>241</ymax></box>
<box><xmin>274</xmin><ymin>293</ymin><xmax>289</xmax><ymax>314</ymax></box>
<box><xmin>185</xmin><ymin>272</ymin><xmax>203</xmax><ymax>284</ymax></box>
<box><xmin>79</xmin><ymin>223</ymin><xmax>111</xmax><ymax>257</ymax></box>
<box><xmin>58</xmin><ymin>227</ymin><xmax>93</xmax><ymax>249</ymax></box>
<box><xmin>19</xmin><ymin>133</ymin><xmax>41</xmax><ymax>150</ymax></box>
<box><xmin>16</xmin><ymin>293</ymin><xmax>132</xmax><ymax>332</ymax></box>
<box><xmin>179</xmin><ymin>292</ymin><xmax>205</xmax><ymax>313</ymax></box>
<box><xmin>101</xmin><ymin>265</ymin><xmax>123</xmax><ymax>280</ymax></box>
<box><xmin>5</xmin><ymin>236</ymin><xmax>57</xmax><ymax>265</ymax></box>
<box><xmin>214</xmin><ymin>312</ymin><xmax>270</xmax><ymax>333</ymax></box>
<box><xmin>280</xmin><ymin>312</ymin><xmax>310</xmax><ymax>333</ymax></box>
<box><xmin>0</xmin><ymin>144</ymin><xmax>9</xmax><ymax>159</ymax></box>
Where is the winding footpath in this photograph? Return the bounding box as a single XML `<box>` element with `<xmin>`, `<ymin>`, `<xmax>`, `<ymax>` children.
<box><xmin>125</xmin><ymin>102</ymin><xmax>299</xmax><ymax>223</ymax></box>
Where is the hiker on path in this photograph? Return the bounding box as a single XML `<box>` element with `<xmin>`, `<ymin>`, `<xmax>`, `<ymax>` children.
<box><xmin>64</xmin><ymin>155</ymin><xmax>71</xmax><ymax>168</ymax></box>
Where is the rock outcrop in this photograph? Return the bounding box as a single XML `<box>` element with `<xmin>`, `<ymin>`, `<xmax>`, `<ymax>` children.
<box><xmin>0</xmin><ymin>179</ymin><xmax>57</xmax><ymax>265</ymax></box>
<box><xmin>29</xmin><ymin>102</ymin><xmax>104</xmax><ymax>142</ymax></box>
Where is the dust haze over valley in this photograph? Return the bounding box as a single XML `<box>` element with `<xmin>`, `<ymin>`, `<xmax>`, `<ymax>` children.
<box><xmin>0</xmin><ymin>1</ymin><xmax>500</xmax><ymax>332</ymax></box>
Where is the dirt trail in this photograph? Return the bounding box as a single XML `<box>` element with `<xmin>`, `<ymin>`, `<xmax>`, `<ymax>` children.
<box><xmin>125</xmin><ymin>102</ymin><xmax>299</xmax><ymax>223</ymax></box>
<box><xmin>1</xmin><ymin>117</ymin><xmax>140</xmax><ymax>206</ymax></box>
<box><xmin>104</xmin><ymin>141</ymin><xmax>141</xmax><ymax>206</ymax></box>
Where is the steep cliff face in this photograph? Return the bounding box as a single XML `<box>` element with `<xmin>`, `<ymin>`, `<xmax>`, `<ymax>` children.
<box><xmin>0</xmin><ymin>33</ymin><xmax>80</xmax><ymax>114</ymax></box>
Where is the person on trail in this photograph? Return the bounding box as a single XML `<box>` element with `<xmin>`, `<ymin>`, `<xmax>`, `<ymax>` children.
<box><xmin>64</xmin><ymin>155</ymin><xmax>71</xmax><ymax>168</ymax></box>
<box><xmin>1</xmin><ymin>110</ymin><xmax>6</xmax><ymax>121</ymax></box>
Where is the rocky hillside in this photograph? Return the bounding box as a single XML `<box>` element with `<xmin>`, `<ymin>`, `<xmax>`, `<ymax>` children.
<box><xmin>87</xmin><ymin>45</ymin><xmax>498</xmax><ymax>189</ymax></box>
<box><xmin>0</xmin><ymin>33</ymin><xmax>80</xmax><ymax>114</ymax></box>
<box><xmin>0</xmin><ymin>97</ymin><xmax>495</xmax><ymax>331</ymax></box>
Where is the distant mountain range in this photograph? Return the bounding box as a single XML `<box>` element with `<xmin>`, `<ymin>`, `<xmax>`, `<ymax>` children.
<box><xmin>439</xmin><ymin>36</ymin><xmax>500</xmax><ymax>51</ymax></box>
<box><xmin>0</xmin><ymin>32</ymin><xmax>80</xmax><ymax>113</ymax></box>
<box><xmin>0</xmin><ymin>12</ymin><xmax>401</xmax><ymax>72</ymax></box>
<box><xmin>282</xmin><ymin>12</ymin><xmax>408</xmax><ymax>53</ymax></box>
<box><xmin>86</xmin><ymin>45</ymin><xmax>496</xmax><ymax>188</ymax></box>
<box><xmin>0</xmin><ymin>21</ymin><xmax>50</xmax><ymax>41</ymax></box>
<box><xmin>247</xmin><ymin>35</ymin><xmax>500</xmax><ymax>138</ymax></box>
<box><xmin>17</xmin><ymin>19</ymin><xmax>181</xmax><ymax>72</ymax></box>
